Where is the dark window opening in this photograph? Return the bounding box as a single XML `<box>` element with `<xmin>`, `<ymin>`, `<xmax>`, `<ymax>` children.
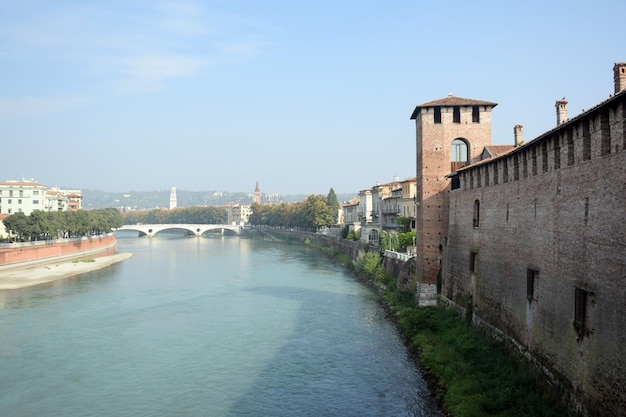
<box><xmin>523</xmin><ymin>152</ymin><xmax>529</xmax><ymax>178</ymax></box>
<box><xmin>531</xmin><ymin>147</ymin><xmax>538</xmax><ymax>176</ymax></box>
<box><xmin>574</xmin><ymin>288</ymin><xmax>588</xmax><ymax>338</ymax></box>
<box><xmin>541</xmin><ymin>142</ymin><xmax>548</xmax><ymax>172</ymax></box>
<box><xmin>472</xmin><ymin>106</ymin><xmax>480</xmax><ymax>123</ymax></box>
<box><xmin>453</xmin><ymin>106</ymin><xmax>460</xmax><ymax>123</ymax></box>
<box><xmin>470</xmin><ymin>251</ymin><xmax>478</xmax><ymax>273</ymax></box>
<box><xmin>434</xmin><ymin>107</ymin><xmax>441</xmax><ymax>124</ymax></box>
<box><xmin>473</xmin><ymin>200</ymin><xmax>480</xmax><ymax>228</ymax></box>
<box><xmin>527</xmin><ymin>269</ymin><xmax>538</xmax><ymax>300</ymax></box>
<box><xmin>514</xmin><ymin>154</ymin><xmax>520</xmax><ymax>180</ymax></box>
<box><xmin>451</xmin><ymin>175</ymin><xmax>460</xmax><ymax>190</ymax></box>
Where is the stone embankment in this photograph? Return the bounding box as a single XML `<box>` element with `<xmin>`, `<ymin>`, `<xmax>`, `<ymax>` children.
<box><xmin>0</xmin><ymin>234</ymin><xmax>132</xmax><ymax>290</ymax></box>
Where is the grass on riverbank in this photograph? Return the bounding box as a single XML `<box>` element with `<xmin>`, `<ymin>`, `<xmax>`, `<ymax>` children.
<box><xmin>306</xmin><ymin>241</ymin><xmax>570</xmax><ymax>417</ymax></box>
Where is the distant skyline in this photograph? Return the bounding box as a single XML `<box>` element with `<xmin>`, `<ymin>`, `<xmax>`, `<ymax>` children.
<box><xmin>1</xmin><ymin>0</ymin><xmax>624</xmax><ymax>195</ymax></box>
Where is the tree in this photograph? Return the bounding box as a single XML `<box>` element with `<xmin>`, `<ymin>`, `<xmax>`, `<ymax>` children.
<box><xmin>326</xmin><ymin>188</ymin><xmax>339</xmax><ymax>215</ymax></box>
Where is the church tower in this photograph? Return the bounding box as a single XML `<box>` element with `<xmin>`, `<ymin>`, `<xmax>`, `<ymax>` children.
<box><xmin>169</xmin><ymin>187</ymin><xmax>177</xmax><ymax>210</ymax></box>
<box><xmin>253</xmin><ymin>181</ymin><xmax>261</xmax><ymax>204</ymax></box>
<box><xmin>410</xmin><ymin>95</ymin><xmax>497</xmax><ymax>306</ymax></box>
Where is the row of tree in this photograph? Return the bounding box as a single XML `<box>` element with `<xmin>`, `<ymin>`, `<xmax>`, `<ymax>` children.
<box><xmin>121</xmin><ymin>206</ymin><xmax>228</xmax><ymax>225</ymax></box>
<box><xmin>248</xmin><ymin>191</ymin><xmax>339</xmax><ymax>230</ymax></box>
<box><xmin>2</xmin><ymin>208</ymin><xmax>123</xmax><ymax>242</ymax></box>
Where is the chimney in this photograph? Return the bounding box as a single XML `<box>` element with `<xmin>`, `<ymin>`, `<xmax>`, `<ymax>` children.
<box><xmin>514</xmin><ymin>124</ymin><xmax>523</xmax><ymax>147</ymax></box>
<box><xmin>555</xmin><ymin>98</ymin><xmax>568</xmax><ymax>125</ymax></box>
<box><xmin>614</xmin><ymin>62</ymin><xmax>626</xmax><ymax>94</ymax></box>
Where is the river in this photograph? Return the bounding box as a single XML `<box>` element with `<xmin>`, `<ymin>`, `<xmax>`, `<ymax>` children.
<box><xmin>0</xmin><ymin>234</ymin><xmax>440</xmax><ymax>416</ymax></box>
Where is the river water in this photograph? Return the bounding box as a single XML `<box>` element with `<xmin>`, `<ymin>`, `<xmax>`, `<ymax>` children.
<box><xmin>0</xmin><ymin>234</ymin><xmax>440</xmax><ymax>417</ymax></box>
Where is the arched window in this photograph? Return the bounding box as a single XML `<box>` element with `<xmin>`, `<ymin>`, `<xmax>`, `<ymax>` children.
<box><xmin>451</xmin><ymin>139</ymin><xmax>468</xmax><ymax>162</ymax></box>
<box><xmin>473</xmin><ymin>200</ymin><xmax>480</xmax><ymax>228</ymax></box>
<box><xmin>369</xmin><ymin>229</ymin><xmax>379</xmax><ymax>244</ymax></box>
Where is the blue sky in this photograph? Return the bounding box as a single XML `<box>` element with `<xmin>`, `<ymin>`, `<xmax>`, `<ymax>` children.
<box><xmin>1</xmin><ymin>0</ymin><xmax>623</xmax><ymax>196</ymax></box>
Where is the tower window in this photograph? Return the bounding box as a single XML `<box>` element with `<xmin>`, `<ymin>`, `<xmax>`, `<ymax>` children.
<box><xmin>472</xmin><ymin>106</ymin><xmax>480</xmax><ymax>123</ymax></box>
<box><xmin>451</xmin><ymin>139</ymin><xmax>468</xmax><ymax>162</ymax></box>
<box><xmin>453</xmin><ymin>106</ymin><xmax>460</xmax><ymax>123</ymax></box>
<box><xmin>434</xmin><ymin>107</ymin><xmax>441</xmax><ymax>124</ymax></box>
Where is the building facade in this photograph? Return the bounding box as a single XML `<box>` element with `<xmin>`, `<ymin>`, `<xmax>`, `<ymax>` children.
<box><xmin>0</xmin><ymin>179</ymin><xmax>82</xmax><ymax>215</ymax></box>
<box><xmin>422</xmin><ymin>63</ymin><xmax>625</xmax><ymax>416</ymax></box>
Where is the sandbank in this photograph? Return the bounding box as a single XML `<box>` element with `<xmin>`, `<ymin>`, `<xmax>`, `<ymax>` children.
<box><xmin>0</xmin><ymin>253</ymin><xmax>133</xmax><ymax>290</ymax></box>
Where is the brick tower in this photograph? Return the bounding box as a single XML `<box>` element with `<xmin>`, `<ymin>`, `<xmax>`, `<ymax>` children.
<box><xmin>410</xmin><ymin>95</ymin><xmax>497</xmax><ymax>305</ymax></box>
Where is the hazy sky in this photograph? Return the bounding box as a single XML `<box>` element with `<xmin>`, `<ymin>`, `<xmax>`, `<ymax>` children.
<box><xmin>1</xmin><ymin>0</ymin><xmax>623</xmax><ymax>195</ymax></box>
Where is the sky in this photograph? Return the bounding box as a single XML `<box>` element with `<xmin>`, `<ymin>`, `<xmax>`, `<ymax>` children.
<box><xmin>1</xmin><ymin>0</ymin><xmax>624</xmax><ymax>196</ymax></box>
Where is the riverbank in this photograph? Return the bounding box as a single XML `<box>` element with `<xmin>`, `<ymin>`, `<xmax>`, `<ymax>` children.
<box><xmin>0</xmin><ymin>253</ymin><xmax>133</xmax><ymax>290</ymax></box>
<box><xmin>292</xmin><ymin>234</ymin><xmax>573</xmax><ymax>417</ymax></box>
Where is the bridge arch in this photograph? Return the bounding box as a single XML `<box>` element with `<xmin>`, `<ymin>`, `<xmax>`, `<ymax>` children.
<box><xmin>116</xmin><ymin>224</ymin><xmax>242</xmax><ymax>237</ymax></box>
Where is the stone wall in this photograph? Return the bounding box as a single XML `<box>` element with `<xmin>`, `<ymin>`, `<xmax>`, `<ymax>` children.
<box><xmin>442</xmin><ymin>94</ymin><xmax>626</xmax><ymax>417</ymax></box>
<box><xmin>0</xmin><ymin>234</ymin><xmax>117</xmax><ymax>266</ymax></box>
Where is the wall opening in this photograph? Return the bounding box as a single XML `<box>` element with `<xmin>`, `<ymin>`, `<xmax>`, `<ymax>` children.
<box><xmin>574</xmin><ymin>288</ymin><xmax>588</xmax><ymax>339</ymax></box>
<box><xmin>434</xmin><ymin>106</ymin><xmax>441</xmax><ymax>124</ymax></box>
<box><xmin>472</xmin><ymin>106</ymin><xmax>480</xmax><ymax>123</ymax></box>
<box><xmin>470</xmin><ymin>251</ymin><xmax>478</xmax><ymax>273</ymax></box>
<box><xmin>473</xmin><ymin>200</ymin><xmax>480</xmax><ymax>228</ymax></box>
<box><xmin>451</xmin><ymin>139</ymin><xmax>469</xmax><ymax>162</ymax></box>
<box><xmin>527</xmin><ymin>269</ymin><xmax>538</xmax><ymax>300</ymax></box>
<box><xmin>453</xmin><ymin>106</ymin><xmax>461</xmax><ymax>123</ymax></box>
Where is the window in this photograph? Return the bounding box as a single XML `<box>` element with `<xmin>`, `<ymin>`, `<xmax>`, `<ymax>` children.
<box><xmin>527</xmin><ymin>269</ymin><xmax>538</xmax><ymax>300</ymax></box>
<box><xmin>33</xmin><ymin>200</ymin><xmax>39</xmax><ymax>205</ymax></box>
<box><xmin>472</xmin><ymin>106</ymin><xmax>480</xmax><ymax>123</ymax></box>
<box><xmin>453</xmin><ymin>106</ymin><xmax>460</xmax><ymax>123</ymax></box>
<box><xmin>470</xmin><ymin>251</ymin><xmax>478</xmax><ymax>273</ymax></box>
<box><xmin>434</xmin><ymin>106</ymin><xmax>441</xmax><ymax>124</ymax></box>
<box><xmin>451</xmin><ymin>139</ymin><xmax>468</xmax><ymax>162</ymax></box>
<box><xmin>473</xmin><ymin>200</ymin><xmax>480</xmax><ymax>228</ymax></box>
<box><xmin>18</xmin><ymin>199</ymin><xmax>22</xmax><ymax>204</ymax></box>
<box><xmin>574</xmin><ymin>288</ymin><xmax>588</xmax><ymax>338</ymax></box>
<box><xmin>7</xmin><ymin>199</ymin><xmax>11</xmax><ymax>204</ymax></box>
<box><xmin>451</xmin><ymin>175</ymin><xmax>460</xmax><ymax>190</ymax></box>
<box><xmin>33</xmin><ymin>190</ymin><xmax>39</xmax><ymax>195</ymax></box>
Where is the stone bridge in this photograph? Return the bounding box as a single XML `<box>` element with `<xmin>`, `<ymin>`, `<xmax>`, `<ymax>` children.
<box><xmin>116</xmin><ymin>224</ymin><xmax>242</xmax><ymax>237</ymax></box>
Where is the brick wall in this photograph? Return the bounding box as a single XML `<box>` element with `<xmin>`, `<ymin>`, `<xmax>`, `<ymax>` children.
<box><xmin>0</xmin><ymin>234</ymin><xmax>117</xmax><ymax>266</ymax></box>
<box><xmin>442</xmin><ymin>95</ymin><xmax>626</xmax><ymax>416</ymax></box>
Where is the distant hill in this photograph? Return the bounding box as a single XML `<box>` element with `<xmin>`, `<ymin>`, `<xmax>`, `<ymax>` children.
<box><xmin>81</xmin><ymin>189</ymin><xmax>357</xmax><ymax>210</ymax></box>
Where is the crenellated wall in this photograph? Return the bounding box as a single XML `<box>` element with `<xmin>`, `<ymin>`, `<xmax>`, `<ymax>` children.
<box><xmin>442</xmin><ymin>92</ymin><xmax>626</xmax><ymax>417</ymax></box>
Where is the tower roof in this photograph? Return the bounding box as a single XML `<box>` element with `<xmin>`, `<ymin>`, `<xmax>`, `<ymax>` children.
<box><xmin>410</xmin><ymin>95</ymin><xmax>497</xmax><ymax>119</ymax></box>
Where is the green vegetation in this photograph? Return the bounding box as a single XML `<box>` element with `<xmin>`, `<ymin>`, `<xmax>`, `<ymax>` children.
<box><xmin>2</xmin><ymin>208</ymin><xmax>123</xmax><ymax>242</ymax></box>
<box><xmin>72</xmin><ymin>258</ymin><xmax>96</xmax><ymax>263</ymax></box>
<box><xmin>121</xmin><ymin>206</ymin><xmax>227</xmax><ymax>225</ymax></box>
<box><xmin>306</xmin><ymin>238</ymin><xmax>570</xmax><ymax>417</ymax></box>
<box><xmin>249</xmin><ymin>194</ymin><xmax>337</xmax><ymax>230</ymax></box>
